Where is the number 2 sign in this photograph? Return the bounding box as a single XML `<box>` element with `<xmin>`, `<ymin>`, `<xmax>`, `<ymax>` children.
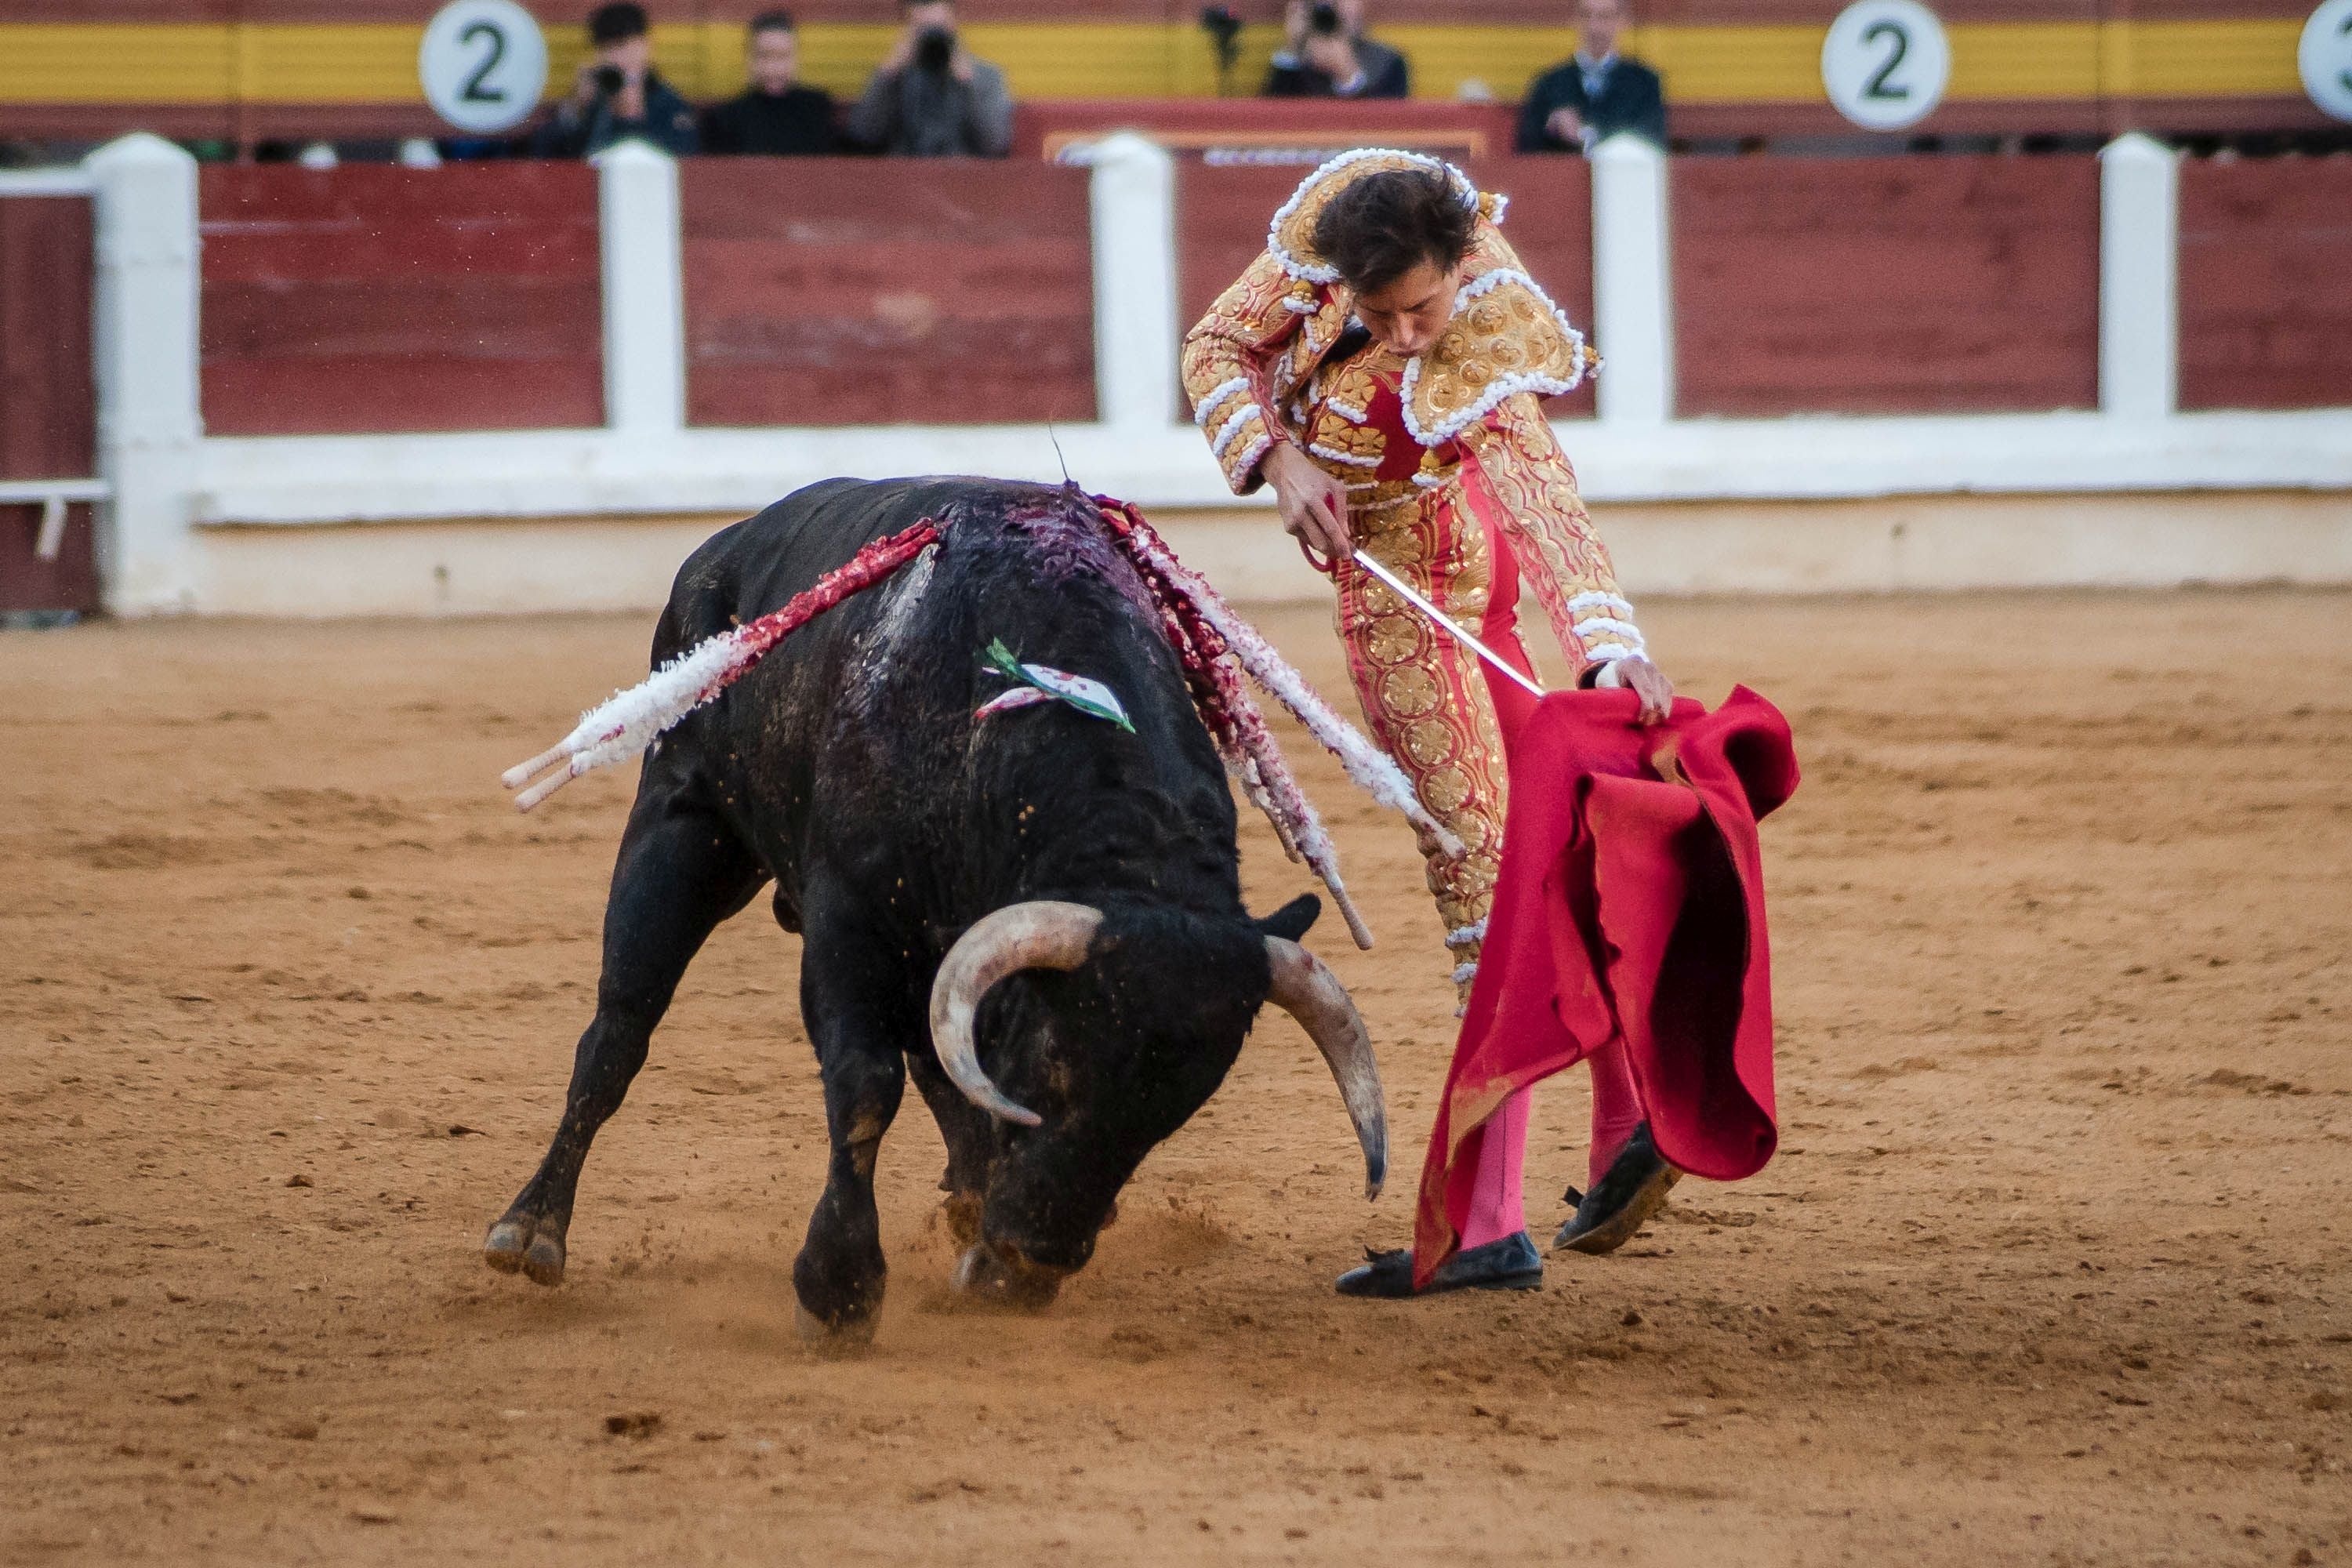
<box><xmin>1822</xmin><ymin>0</ymin><xmax>1951</xmax><ymax>131</ymax></box>
<box><xmin>2303</xmin><ymin>0</ymin><xmax>2352</xmax><ymax>121</ymax></box>
<box><xmin>419</xmin><ymin>0</ymin><xmax>550</xmax><ymax>135</ymax></box>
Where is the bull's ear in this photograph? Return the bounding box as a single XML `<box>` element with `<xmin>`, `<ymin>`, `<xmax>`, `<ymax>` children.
<box><xmin>1254</xmin><ymin>894</ymin><xmax>1320</xmax><ymax>944</ymax></box>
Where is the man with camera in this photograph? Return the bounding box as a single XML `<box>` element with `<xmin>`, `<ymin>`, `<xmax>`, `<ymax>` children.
<box><xmin>532</xmin><ymin>2</ymin><xmax>699</xmax><ymax>158</ymax></box>
<box><xmin>848</xmin><ymin>0</ymin><xmax>1014</xmax><ymax>158</ymax></box>
<box><xmin>1265</xmin><ymin>0</ymin><xmax>1410</xmax><ymax>100</ymax></box>
<box><xmin>1515</xmin><ymin>0</ymin><xmax>1668</xmax><ymax>152</ymax></box>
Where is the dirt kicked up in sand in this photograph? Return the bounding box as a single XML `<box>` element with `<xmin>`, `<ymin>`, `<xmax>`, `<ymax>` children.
<box><xmin>2</xmin><ymin>590</ymin><xmax>2348</xmax><ymax>1566</ymax></box>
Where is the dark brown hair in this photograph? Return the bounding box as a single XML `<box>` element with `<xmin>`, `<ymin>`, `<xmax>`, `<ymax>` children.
<box><xmin>1309</xmin><ymin>168</ymin><xmax>1476</xmax><ymax>295</ymax></box>
<box><xmin>587</xmin><ymin>1</ymin><xmax>648</xmax><ymax>45</ymax></box>
<box><xmin>748</xmin><ymin>8</ymin><xmax>796</xmax><ymax>35</ymax></box>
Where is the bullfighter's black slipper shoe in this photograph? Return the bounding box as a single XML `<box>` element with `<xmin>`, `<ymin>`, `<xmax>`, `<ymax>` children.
<box><xmin>1334</xmin><ymin>1231</ymin><xmax>1544</xmax><ymax>1298</ymax></box>
<box><xmin>1553</xmin><ymin>1121</ymin><xmax>1681</xmax><ymax>1255</ymax></box>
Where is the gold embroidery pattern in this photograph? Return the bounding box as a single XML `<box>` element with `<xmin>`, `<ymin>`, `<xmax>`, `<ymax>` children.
<box><xmin>1407</xmin><ymin>269</ymin><xmax>1593</xmax><ymax>447</ymax></box>
<box><xmin>1320</xmin><ymin>356</ymin><xmax>1387</xmax><ymax>423</ymax></box>
<box><xmin>1333</xmin><ymin>492</ymin><xmax>1511</xmax><ymax>998</ymax></box>
<box><xmin>1465</xmin><ymin>402</ymin><xmax>1628</xmax><ymax>682</ymax></box>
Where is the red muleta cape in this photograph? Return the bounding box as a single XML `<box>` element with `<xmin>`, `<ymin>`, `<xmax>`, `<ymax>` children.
<box><xmin>1412</xmin><ymin>686</ymin><xmax>1801</xmax><ymax>1287</ymax></box>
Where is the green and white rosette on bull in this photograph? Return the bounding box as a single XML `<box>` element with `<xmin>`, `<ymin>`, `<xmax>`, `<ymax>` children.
<box><xmin>977</xmin><ymin>639</ymin><xmax>1136</xmax><ymax>731</ymax></box>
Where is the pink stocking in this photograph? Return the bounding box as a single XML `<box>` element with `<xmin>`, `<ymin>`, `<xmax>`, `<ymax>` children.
<box><xmin>1458</xmin><ymin>1087</ymin><xmax>1531</xmax><ymax>1249</ymax></box>
<box><xmin>1586</xmin><ymin>1038</ymin><xmax>1643</xmax><ymax>1189</ymax></box>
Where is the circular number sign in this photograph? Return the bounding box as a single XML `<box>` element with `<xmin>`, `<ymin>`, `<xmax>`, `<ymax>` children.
<box><xmin>2300</xmin><ymin>0</ymin><xmax>2352</xmax><ymax>122</ymax></box>
<box><xmin>419</xmin><ymin>0</ymin><xmax>549</xmax><ymax>135</ymax></box>
<box><xmin>1821</xmin><ymin>0</ymin><xmax>1951</xmax><ymax>131</ymax></box>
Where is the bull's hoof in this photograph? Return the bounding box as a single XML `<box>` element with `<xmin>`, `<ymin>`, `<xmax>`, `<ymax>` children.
<box><xmin>484</xmin><ymin>1215</ymin><xmax>566</xmax><ymax>1287</ymax></box>
<box><xmin>949</xmin><ymin>1243</ymin><xmax>1064</xmax><ymax>1312</ymax></box>
<box><xmin>793</xmin><ymin>1304</ymin><xmax>879</xmax><ymax>1357</ymax></box>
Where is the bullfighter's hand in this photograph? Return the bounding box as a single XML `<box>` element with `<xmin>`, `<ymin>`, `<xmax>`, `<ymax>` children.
<box><xmin>1620</xmin><ymin>655</ymin><xmax>1674</xmax><ymax>725</ymax></box>
<box><xmin>1265</xmin><ymin>444</ymin><xmax>1352</xmax><ymax>565</ymax></box>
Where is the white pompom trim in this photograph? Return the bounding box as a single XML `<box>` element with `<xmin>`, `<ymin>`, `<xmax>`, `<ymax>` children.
<box><xmin>1192</xmin><ymin>376</ymin><xmax>1248</xmax><ymax>430</ymax></box>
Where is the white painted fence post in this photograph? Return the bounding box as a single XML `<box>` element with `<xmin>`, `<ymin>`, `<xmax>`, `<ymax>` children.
<box><xmin>1590</xmin><ymin>133</ymin><xmax>1674</xmax><ymax>429</ymax></box>
<box><xmin>2099</xmin><ymin>132</ymin><xmax>2179</xmax><ymax>421</ymax></box>
<box><xmin>83</xmin><ymin>132</ymin><xmax>201</xmax><ymax>615</ymax></box>
<box><xmin>1083</xmin><ymin>132</ymin><xmax>1181</xmax><ymax>432</ymax></box>
<box><xmin>595</xmin><ymin>139</ymin><xmax>686</xmax><ymax>435</ymax></box>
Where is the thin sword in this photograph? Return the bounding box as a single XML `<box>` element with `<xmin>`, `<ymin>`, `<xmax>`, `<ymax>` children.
<box><xmin>1349</xmin><ymin>550</ymin><xmax>1545</xmax><ymax>699</ymax></box>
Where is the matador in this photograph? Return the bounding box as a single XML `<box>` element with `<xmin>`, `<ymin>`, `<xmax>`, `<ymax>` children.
<box><xmin>1181</xmin><ymin>148</ymin><xmax>1682</xmax><ymax>1296</ymax></box>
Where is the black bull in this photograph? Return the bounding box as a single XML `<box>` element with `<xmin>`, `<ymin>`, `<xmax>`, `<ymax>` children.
<box><xmin>484</xmin><ymin>478</ymin><xmax>1387</xmax><ymax>1343</ymax></box>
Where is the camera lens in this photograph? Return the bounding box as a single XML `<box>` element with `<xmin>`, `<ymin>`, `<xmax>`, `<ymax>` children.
<box><xmin>1308</xmin><ymin>2</ymin><xmax>1342</xmax><ymax>34</ymax></box>
<box><xmin>913</xmin><ymin>26</ymin><xmax>956</xmax><ymax>73</ymax></box>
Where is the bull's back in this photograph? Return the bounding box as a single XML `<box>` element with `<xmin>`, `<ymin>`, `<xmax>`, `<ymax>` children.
<box><xmin>656</xmin><ymin>477</ymin><xmax>1236</xmax><ymax>924</ymax></box>
<box><xmin>665</xmin><ymin>477</ymin><xmax>1061</xmax><ymax>653</ymax></box>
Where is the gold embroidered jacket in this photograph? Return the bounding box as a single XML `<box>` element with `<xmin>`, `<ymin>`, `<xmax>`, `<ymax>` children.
<box><xmin>1178</xmin><ymin>149</ymin><xmax>1642</xmax><ymax>684</ymax></box>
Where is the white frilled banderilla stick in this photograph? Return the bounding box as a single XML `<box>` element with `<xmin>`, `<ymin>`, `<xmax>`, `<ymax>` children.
<box><xmin>500</xmin><ymin>521</ymin><xmax>942</xmax><ymax>811</ymax></box>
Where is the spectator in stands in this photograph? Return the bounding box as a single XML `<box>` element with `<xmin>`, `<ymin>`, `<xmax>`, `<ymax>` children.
<box><xmin>848</xmin><ymin>0</ymin><xmax>1014</xmax><ymax>158</ymax></box>
<box><xmin>701</xmin><ymin>11</ymin><xmax>837</xmax><ymax>154</ymax></box>
<box><xmin>1515</xmin><ymin>0</ymin><xmax>1667</xmax><ymax>152</ymax></box>
<box><xmin>1264</xmin><ymin>1</ymin><xmax>1410</xmax><ymax>99</ymax></box>
<box><xmin>533</xmin><ymin>2</ymin><xmax>699</xmax><ymax>158</ymax></box>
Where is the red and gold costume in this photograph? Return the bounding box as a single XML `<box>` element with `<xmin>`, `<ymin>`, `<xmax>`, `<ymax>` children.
<box><xmin>1181</xmin><ymin>149</ymin><xmax>1649</xmax><ymax>1000</ymax></box>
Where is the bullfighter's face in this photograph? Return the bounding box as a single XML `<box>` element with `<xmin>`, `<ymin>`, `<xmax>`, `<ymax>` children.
<box><xmin>1355</xmin><ymin>257</ymin><xmax>1469</xmax><ymax>359</ymax></box>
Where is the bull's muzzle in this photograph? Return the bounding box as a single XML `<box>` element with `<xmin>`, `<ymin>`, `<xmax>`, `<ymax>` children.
<box><xmin>949</xmin><ymin>1239</ymin><xmax>1069</xmax><ymax>1310</ymax></box>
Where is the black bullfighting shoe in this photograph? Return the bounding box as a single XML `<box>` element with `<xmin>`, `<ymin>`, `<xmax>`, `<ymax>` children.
<box><xmin>1553</xmin><ymin>1121</ymin><xmax>1682</xmax><ymax>1255</ymax></box>
<box><xmin>1334</xmin><ymin>1231</ymin><xmax>1544</xmax><ymax>1298</ymax></box>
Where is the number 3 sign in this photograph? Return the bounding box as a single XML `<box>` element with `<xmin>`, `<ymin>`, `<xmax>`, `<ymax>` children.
<box><xmin>1822</xmin><ymin>0</ymin><xmax>1951</xmax><ymax>131</ymax></box>
<box><xmin>419</xmin><ymin>0</ymin><xmax>550</xmax><ymax>134</ymax></box>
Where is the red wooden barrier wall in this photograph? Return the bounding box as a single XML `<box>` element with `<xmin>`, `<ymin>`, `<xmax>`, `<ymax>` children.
<box><xmin>2177</xmin><ymin>158</ymin><xmax>2352</xmax><ymax>412</ymax></box>
<box><xmin>1671</xmin><ymin>156</ymin><xmax>2101</xmax><ymax>417</ymax></box>
<box><xmin>199</xmin><ymin>164</ymin><xmax>604</xmax><ymax>437</ymax></box>
<box><xmin>0</xmin><ymin>196</ymin><xmax>99</xmax><ymax>615</ymax></box>
<box><xmin>680</xmin><ymin>159</ymin><xmax>1097</xmax><ymax>428</ymax></box>
<box><xmin>1177</xmin><ymin>155</ymin><xmax>1595</xmax><ymax>419</ymax></box>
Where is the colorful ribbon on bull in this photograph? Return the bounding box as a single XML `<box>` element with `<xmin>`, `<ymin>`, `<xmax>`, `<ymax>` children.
<box><xmin>499</xmin><ymin>499</ymin><xmax>1460</xmax><ymax>949</ymax></box>
<box><xmin>976</xmin><ymin>639</ymin><xmax>1136</xmax><ymax>731</ymax></box>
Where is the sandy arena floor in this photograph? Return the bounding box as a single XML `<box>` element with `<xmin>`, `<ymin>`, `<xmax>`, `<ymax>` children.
<box><xmin>2</xmin><ymin>589</ymin><xmax>2348</xmax><ymax>1566</ymax></box>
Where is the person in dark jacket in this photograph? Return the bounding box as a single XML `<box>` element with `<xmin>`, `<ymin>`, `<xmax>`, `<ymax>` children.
<box><xmin>848</xmin><ymin>0</ymin><xmax>1014</xmax><ymax>158</ymax></box>
<box><xmin>1264</xmin><ymin>0</ymin><xmax>1410</xmax><ymax>100</ymax></box>
<box><xmin>700</xmin><ymin>10</ymin><xmax>837</xmax><ymax>154</ymax></box>
<box><xmin>1515</xmin><ymin>0</ymin><xmax>1668</xmax><ymax>152</ymax></box>
<box><xmin>532</xmin><ymin>2</ymin><xmax>699</xmax><ymax>158</ymax></box>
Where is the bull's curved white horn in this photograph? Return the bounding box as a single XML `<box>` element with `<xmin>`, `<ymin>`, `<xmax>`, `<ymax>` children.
<box><xmin>927</xmin><ymin>901</ymin><xmax>1104</xmax><ymax>1128</ymax></box>
<box><xmin>1264</xmin><ymin>938</ymin><xmax>1388</xmax><ymax>1200</ymax></box>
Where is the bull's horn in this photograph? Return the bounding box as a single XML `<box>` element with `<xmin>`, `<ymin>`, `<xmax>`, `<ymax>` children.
<box><xmin>927</xmin><ymin>901</ymin><xmax>1104</xmax><ymax>1128</ymax></box>
<box><xmin>1264</xmin><ymin>938</ymin><xmax>1388</xmax><ymax>1200</ymax></box>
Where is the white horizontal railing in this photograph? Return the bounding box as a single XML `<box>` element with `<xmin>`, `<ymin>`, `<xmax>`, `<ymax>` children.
<box><xmin>67</xmin><ymin>129</ymin><xmax>2352</xmax><ymax>615</ymax></box>
<box><xmin>0</xmin><ymin>477</ymin><xmax>109</xmax><ymax>562</ymax></box>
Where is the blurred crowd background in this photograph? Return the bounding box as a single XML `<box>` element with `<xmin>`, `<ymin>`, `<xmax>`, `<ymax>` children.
<box><xmin>0</xmin><ymin>0</ymin><xmax>2344</xmax><ymax>166</ymax></box>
